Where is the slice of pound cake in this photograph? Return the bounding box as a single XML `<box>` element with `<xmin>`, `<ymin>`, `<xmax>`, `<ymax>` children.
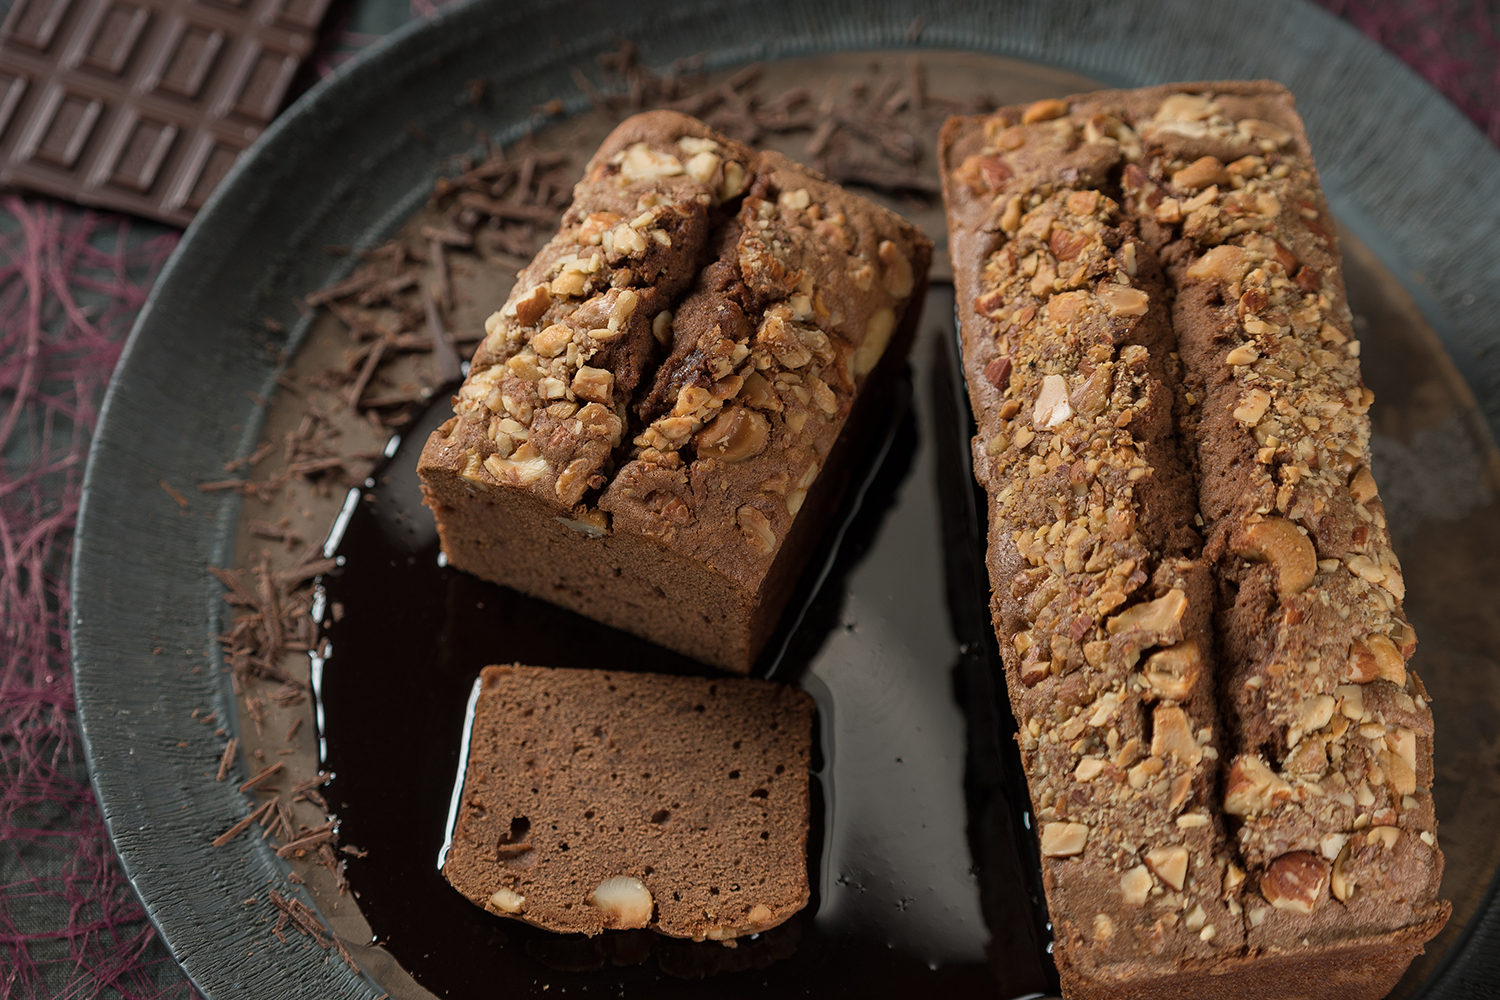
<box><xmin>442</xmin><ymin>664</ymin><xmax>815</xmax><ymax>940</ymax></box>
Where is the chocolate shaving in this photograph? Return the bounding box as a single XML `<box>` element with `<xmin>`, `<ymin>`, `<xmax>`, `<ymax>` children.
<box><xmin>276</xmin><ymin>558</ymin><xmax>338</xmax><ymax>589</ymax></box>
<box><xmin>275</xmin><ymin>823</ymin><xmax>336</xmax><ymax>858</ymax></box>
<box><xmin>360</xmin><ymin>389</ymin><xmax>434</xmax><ymax>409</ymax></box>
<box><xmin>355</xmin><ymin>272</ymin><xmax>419</xmax><ymax>308</ymax></box>
<box><xmin>272</xmin><ymin>683</ymin><xmax>306</xmax><ymax>708</ymax></box>
<box><xmin>319</xmin><ymin>842</ymin><xmax>351</xmax><ymax>894</ymax></box>
<box><xmin>244</xmin><ymin>694</ymin><xmax>266</xmax><ymax>736</ymax></box>
<box><xmin>428</xmin><ymin>239</ymin><xmax>452</xmax><ymax>311</ymax></box>
<box><xmin>817</xmin><ymin>158</ymin><xmax>941</xmax><ymax>195</ymax></box>
<box><xmin>275</xmin><ymin>799</ymin><xmax>296</xmax><ymax>844</ymax></box>
<box><xmin>305</xmin><ymin>270</ymin><xmax>382</xmax><ymax>307</ymax></box>
<box><xmin>237</xmin><ymin>761</ymin><xmax>284</xmax><ymax>792</ymax></box>
<box><xmin>424</xmin><ymin>283</ymin><xmax>461</xmax><ymax>384</ymax></box>
<box><xmin>223</xmin><ymin>441</ymin><xmax>277</xmax><ymax>473</ymax></box>
<box><xmin>216</xmin><ymin>737</ymin><xmax>237</xmax><ymax>782</ymax></box>
<box><xmin>159</xmin><ymin>479</ymin><xmax>189</xmax><ymax>508</ymax></box>
<box><xmin>456</xmin><ymin>191</ymin><xmax>558</xmax><ymax>225</ymax></box>
<box><xmin>345</xmin><ymin>335</ymin><xmax>390</xmax><ymax>409</ymax></box>
<box><xmin>287</xmin><ymin>456</ymin><xmax>346</xmax><ymax>477</ymax></box>
<box><xmin>267</xmin><ymin>889</ymin><xmax>331</xmax><ymax>949</ymax></box>
<box><xmin>571</xmin><ymin>66</ymin><xmax>613</xmax><ymax>115</ymax></box>
<box><xmin>211</xmin><ymin>798</ymin><xmax>277</xmax><ymax>847</ymax></box>
<box><xmin>420</xmin><ymin>225</ymin><xmax>473</xmax><ymax>248</ymax></box>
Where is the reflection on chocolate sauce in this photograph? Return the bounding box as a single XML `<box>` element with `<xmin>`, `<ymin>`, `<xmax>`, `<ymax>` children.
<box><xmin>317</xmin><ymin>287</ymin><xmax>1057</xmax><ymax>999</ymax></box>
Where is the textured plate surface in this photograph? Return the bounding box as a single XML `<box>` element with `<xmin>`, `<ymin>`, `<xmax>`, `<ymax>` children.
<box><xmin>72</xmin><ymin>1</ymin><xmax>1500</xmax><ymax>998</ymax></box>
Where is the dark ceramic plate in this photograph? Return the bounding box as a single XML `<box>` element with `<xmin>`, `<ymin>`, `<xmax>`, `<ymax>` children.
<box><xmin>72</xmin><ymin>1</ymin><xmax>1500</xmax><ymax>998</ymax></box>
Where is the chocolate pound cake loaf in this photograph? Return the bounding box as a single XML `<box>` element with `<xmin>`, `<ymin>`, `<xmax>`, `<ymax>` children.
<box><xmin>942</xmin><ymin>82</ymin><xmax>1447</xmax><ymax>999</ymax></box>
<box><xmin>443</xmin><ymin>665</ymin><xmax>814</xmax><ymax>940</ymax></box>
<box><xmin>418</xmin><ymin>112</ymin><xmax>931</xmax><ymax>672</ymax></box>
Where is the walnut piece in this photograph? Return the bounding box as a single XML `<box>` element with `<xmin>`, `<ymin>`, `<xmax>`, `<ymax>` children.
<box><xmin>1097</xmin><ymin>284</ymin><xmax>1150</xmax><ymax>318</ymax></box>
<box><xmin>1330</xmin><ymin>841</ymin><xmax>1355</xmax><ymax>902</ymax></box>
<box><xmin>878</xmin><ymin>239</ymin><xmax>914</xmax><ymax>298</ymax></box>
<box><xmin>1107</xmin><ymin>589</ymin><xmax>1187</xmax><ymax>639</ymax></box>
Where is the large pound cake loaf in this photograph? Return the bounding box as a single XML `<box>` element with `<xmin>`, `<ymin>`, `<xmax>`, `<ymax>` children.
<box><xmin>941</xmin><ymin>81</ymin><xmax>1448</xmax><ymax>1000</ymax></box>
<box><xmin>418</xmin><ymin>111</ymin><xmax>932</xmax><ymax>672</ymax></box>
<box><xmin>442</xmin><ymin>664</ymin><xmax>815</xmax><ymax>940</ymax></box>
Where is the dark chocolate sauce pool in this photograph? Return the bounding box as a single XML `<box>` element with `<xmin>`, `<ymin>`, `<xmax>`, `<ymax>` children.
<box><xmin>317</xmin><ymin>287</ymin><xmax>1059</xmax><ymax>999</ymax></box>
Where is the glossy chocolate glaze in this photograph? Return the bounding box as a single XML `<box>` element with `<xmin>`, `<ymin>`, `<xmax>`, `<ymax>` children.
<box><xmin>317</xmin><ymin>286</ymin><xmax>1057</xmax><ymax>999</ymax></box>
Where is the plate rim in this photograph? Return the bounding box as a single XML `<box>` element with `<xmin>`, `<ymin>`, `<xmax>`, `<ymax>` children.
<box><xmin>71</xmin><ymin>0</ymin><xmax>1500</xmax><ymax>997</ymax></box>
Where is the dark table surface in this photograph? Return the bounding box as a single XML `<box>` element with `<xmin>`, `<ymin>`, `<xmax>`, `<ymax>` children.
<box><xmin>1</xmin><ymin>1</ymin><xmax>1496</xmax><ymax>996</ymax></box>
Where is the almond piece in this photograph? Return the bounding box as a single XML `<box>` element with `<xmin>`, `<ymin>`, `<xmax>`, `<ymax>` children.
<box><xmin>1040</xmin><ymin>821</ymin><xmax>1089</xmax><ymax>857</ymax></box>
<box><xmin>588</xmin><ymin>876</ymin><xmax>653</xmax><ymax>928</ymax></box>
<box><xmin>1260</xmin><ymin>851</ymin><xmax>1329</xmax><ymax>914</ymax></box>
<box><xmin>1145</xmin><ymin>845</ymin><xmax>1189</xmax><ymax>891</ymax></box>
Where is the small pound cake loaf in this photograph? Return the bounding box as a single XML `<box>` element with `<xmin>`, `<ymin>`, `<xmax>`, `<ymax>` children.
<box><xmin>442</xmin><ymin>665</ymin><xmax>815</xmax><ymax>940</ymax></box>
<box><xmin>942</xmin><ymin>81</ymin><xmax>1448</xmax><ymax>1000</ymax></box>
<box><xmin>418</xmin><ymin>112</ymin><xmax>931</xmax><ymax>672</ymax></box>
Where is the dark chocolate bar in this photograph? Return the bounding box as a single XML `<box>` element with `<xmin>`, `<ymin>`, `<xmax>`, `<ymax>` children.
<box><xmin>0</xmin><ymin>0</ymin><xmax>332</xmax><ymax>225</ymax></box>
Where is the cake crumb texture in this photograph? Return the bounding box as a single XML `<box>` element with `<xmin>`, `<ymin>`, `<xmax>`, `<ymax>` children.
<box><xmin>442</xmin><ymin>664</ymin><xmax>814</xmax><ymax>940</ymax></box>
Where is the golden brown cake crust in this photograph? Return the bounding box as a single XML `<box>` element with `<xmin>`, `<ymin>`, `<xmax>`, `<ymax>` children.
<box><xmin>419</xmin><ymin>111</ymin><xmax>931</xmax><ymax>672</ymax></box>
<box><xmin>941</xmin><ymin>80</ymin><xmax>1448</xmax><ymax>999</ymax></box>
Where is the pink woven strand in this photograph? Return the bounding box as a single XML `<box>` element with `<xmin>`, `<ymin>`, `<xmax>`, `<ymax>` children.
<box><xmin>1316</xmin><ymin>0</ymin><xmax>1500</xmax><ymax>145</ymax></box>
<box><xmin>0</xmin><ymin>195</ymin><xmax>185</xmax><ymax>1000</ymax></box>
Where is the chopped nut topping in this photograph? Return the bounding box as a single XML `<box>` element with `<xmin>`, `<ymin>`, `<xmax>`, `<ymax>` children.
<box><xmin>1145</xmin><ymin>845</ymin><xmax>1189</xmax><ymax>891</ymax></box>
<box><xmin>513</xmin><ymin>284</ymin><xmax>552</xmax><ymax>327</ymax></box>
<box><xmin>1172</xmin><ymin>156</ymin><xmax>1229</xmax><ymax>191</ymax></box>
<box><xmin>570</xmin><ymin>366</ymin><xmax>614</xmax><ymax>404</ymax></box>
<box><xmin>1259</xmin><ymin>852</ymin><xmax>1328</xmax><ymax>914</ymax></box>
<box><xmin>1224</xmin><ymin>755</ymin><xmax>1292</xmax><ymax>816</ymax></box>
<box><xmin>619</xmin><ymin>142</ymin><xmax>684</xmax><ymax>181</ymax></box>
<box><xmin>695</xmin><ymin>408</ymin><xmax>771</xmax><ymax>463</ymax></box>
<box><xmin>1040</xmin><ymin>821</ymin><xmax>1090</xmax><ymax>857</ymax></box>
<box><xmin>1232</xmin><ymin>517</ymin><xmax>1316</xmax><ymax>594</ymax></box>
<box><xmin>1097</xmin><ymin>284</ymin><xmax>1149</xmax><ymax>317</ymax></box>
<box><xmin>1022</xmin><ymin>98</ymin><xmax>1069</xmax><ymax>124</ymax></box>
<box><xmin>1120</xmin><ymin>865</ymin><xmax>1153</xmax><ymax>905</ymax></box>
<box><xmin>1032</xmin><ymin>374</ymin><xmax>1073</xmax><ymax>429</ymax></box>
<box><xmin>1142</xmin><ymin>641</ymin><xmax>1203</xmax><ymax>701</ymax></box>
